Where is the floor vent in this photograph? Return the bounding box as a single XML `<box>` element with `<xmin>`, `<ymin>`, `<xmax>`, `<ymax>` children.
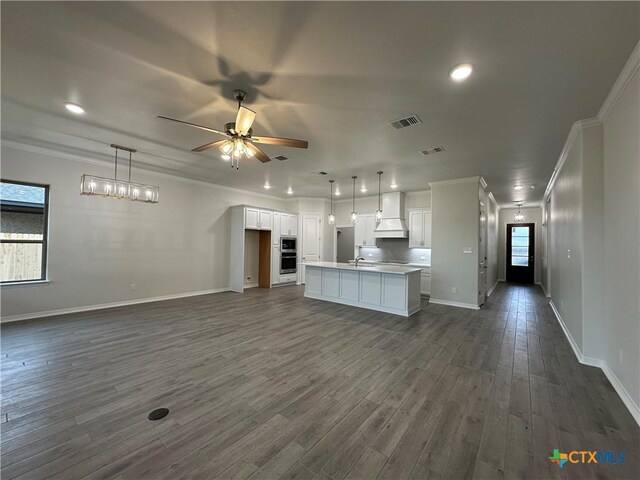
<box><xmin>273</xmin><ymin>155</ymin><xmax>288</xmax><ymax>161</ymax></box>
<box><xmin>421</xmin><ymin>146</ymin><xmax>446</xmax><ymax>156</ymax></box>
<box><xmin>390</xmin><ymin>115</ymin><xmax>422</xmax><ymax>129</ymax></box>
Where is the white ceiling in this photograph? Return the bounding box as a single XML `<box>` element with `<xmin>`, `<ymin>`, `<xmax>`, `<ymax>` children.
<box><xmin>2</xmin><ymin>1</ymin><xmax>638</xmax><ymax>204</ymax></box>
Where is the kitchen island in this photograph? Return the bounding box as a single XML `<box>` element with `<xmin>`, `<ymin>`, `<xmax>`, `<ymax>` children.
<box><xmin>302</xmin><ymin>261</ymin><xmax>421</xmax><ymax>317</ymax></box>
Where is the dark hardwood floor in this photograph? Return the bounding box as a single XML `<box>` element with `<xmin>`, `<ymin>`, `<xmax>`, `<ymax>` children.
<box><xmin>1</xmin><ymin>283</ymin><xmax>638</xmax><ymax>480</ymax></box>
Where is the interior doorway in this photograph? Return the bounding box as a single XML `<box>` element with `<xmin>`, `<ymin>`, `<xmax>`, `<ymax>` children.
<box><xmin>506</xmin><ymin>223</ymin><xmax>535</xmax><ymax>283</ymax></box>
<box><xmin>335</xmin><ymin>226</ymin><xmax>354</xmax><ymax>263</ymax></box>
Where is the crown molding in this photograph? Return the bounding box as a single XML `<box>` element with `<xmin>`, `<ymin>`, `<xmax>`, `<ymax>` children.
<box><xmin>543</xmin><ymin>117</ymin><xmax>601</xmax><ymax>200</ymax></box>
<box><xmin>1</xmin><ymin>139</ymin><xmax>291</xmax><ymax>203</ymax></box>
<box><xmin>429</xmin><ymin>176</ymin><xmax>480</xmax><ymax>188</ymax></box>
<box><xmin>598</xmin><ymin>40</ymin><xmax>640</xmax><ymax>122</ymax></box>
<box><xmin>479</xmin><ymin>176</ymin><xmax>488</xmax><ymax>189</ymax></box>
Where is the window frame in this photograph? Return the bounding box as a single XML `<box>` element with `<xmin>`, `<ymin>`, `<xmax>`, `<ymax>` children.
<box><xmin>0</xmin><ymin>179</ymin><xmax>50</xmax><ymax>284</ymax></box>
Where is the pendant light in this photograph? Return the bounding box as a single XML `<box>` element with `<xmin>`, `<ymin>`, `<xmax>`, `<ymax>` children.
<box><xmin>514</xmin><ymin>203</ymin><xmax>525</xmax><ymax>223</ymax></box>
<box><xmin>375</xmin><ymin>171</ymin><xmax>383</xmax><ymax>222</ymax></box>
<box><xmin>328</xmin><ymin>180</ymin><xmax>335</xmax><ymax>225</ymax></box>
<box><xmin>350</xmin><ymin>176</ymin><xmax>358</xmax><ymax>223</ymax></box>
<box><xmin>80</xmin><ymin>144</ymin><xmax>159</xmax><ymax>203</ymax></box>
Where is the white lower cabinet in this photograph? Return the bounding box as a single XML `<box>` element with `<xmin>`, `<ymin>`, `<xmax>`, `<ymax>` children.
<box><xmin>359</xmin><ymin>271</ymin><xmax>382</xmax><ymax>305</ymax></box>
<box><xmin>420</xmin><ymin>268</ymin><xmax>431</xmax><ymax>295</ymax></box>
<box><xmin>321</xmin><ymin>269</ymin><xmax>340</xmax><ymax>298</ymax></box>
<box><xmin>339</xmin><ymin>270</ymin><xmax>359</xmax><ymax>301</ymax></box>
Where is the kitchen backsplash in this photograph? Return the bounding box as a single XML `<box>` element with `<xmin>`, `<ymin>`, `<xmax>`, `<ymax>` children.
<box><xmin>359</xmin><ymin>238</ymin><xmax>431</xmax><ymax>265</ymax></box>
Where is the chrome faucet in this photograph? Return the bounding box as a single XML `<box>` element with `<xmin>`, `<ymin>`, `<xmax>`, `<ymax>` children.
<box><xmin>354</xmin><ymin>257</ymin><xmax>365</xmax><ymax>267</ymax></box>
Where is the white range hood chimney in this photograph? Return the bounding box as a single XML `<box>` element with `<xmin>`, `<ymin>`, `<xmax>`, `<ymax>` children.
<box><xmin>374</xmin><ymin>191</ymin><xmax>409</xmax><ymax>238</ymax></box>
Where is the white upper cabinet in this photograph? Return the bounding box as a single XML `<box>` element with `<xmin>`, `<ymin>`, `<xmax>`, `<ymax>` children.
<box><xmin>280</xmin><ymin>213</ymin><xmax>298</xmax><ymax>236</ymax></box>
<box><xmin>408</xmin><ymin>208</ymin><xmax>431</xmax><ymax>248</ymax></box>
<box><xmin>355</xmin><ymin>214</ymin><xmax>377</xmax><ymax>246</ymax></box>
<box><xmin>259</xmin><ymin>210</ymin><xmax>272</xmax><ymax>231</ymax></box>
<box><xmin>245</xmin><ymin>207</ymin><xmax>260</xmax><ymax>230</ymax></box>
<box><xmin>244</xmin><ymin>207</ymin><xmax>272</xmax><ymax>231</ymax></box>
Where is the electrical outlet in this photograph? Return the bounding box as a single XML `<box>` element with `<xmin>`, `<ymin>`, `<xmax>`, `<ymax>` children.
<box><xmin>567</xmin><ymin>249</ymin><xmax>571</xmax><ymax>259</ymax></box>
<box><xmin>368</xmin><ymin>253</ymin><xmax>373</xmax><ymax>257</ymax></box>
<box><xmin>246</xmin><ymin>276</ymin><xmax>252</xmax><ymax>282</ymax></box>
<box><xmin>131</xmin><ymin>283</ymin><xmax>136</xmax><ymax>291</ymax></box>
<box><xmin>619</xmin><ymin>349</ymin><xmax>624</xmax><ymax>365</ymax></box>
<box><xmin>452</xmin><ymin>287</ymin><xmax>457</xmax><ymax>294</ymax></box>
<box><xmin>420</xmin><ymin>256</ymin><xmax>426</xmax><ymax>260</ymax></box>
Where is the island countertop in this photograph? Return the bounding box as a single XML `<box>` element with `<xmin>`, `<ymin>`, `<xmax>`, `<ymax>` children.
<box><xmin>301</xmin><ymin>261</ymin><xmax>421</xmax><ymax>275</ymax></box>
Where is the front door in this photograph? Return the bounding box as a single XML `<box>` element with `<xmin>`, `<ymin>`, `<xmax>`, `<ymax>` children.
<box><xmin>506</xmin><ymin>223</ymin><xmax>535</xmax><ymax>284</ymax></box>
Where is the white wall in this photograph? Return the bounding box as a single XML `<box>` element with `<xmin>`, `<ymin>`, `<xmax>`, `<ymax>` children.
<box><xmin>544</xmin><ymin>44</ymin><xmax>639</xmax><ymax>424</ymax></box>
<box><xmin>1</xmin><ymin>144</ymin><xmax>290</xmax><ymax>319</ymax></box>
<box><xmin>602</xmin><ymin>66</ymin><xmax>639</xmax><ymax>416</ymax></box>
<box><xmin>498</xmin><ymin>206</ymin><xmax>543</xmax><ymax>284</ymax></box>
<box><xmin>431</xmin><ymin>178</ymin><xmax>480</xmax><ymax>307</ymax></box>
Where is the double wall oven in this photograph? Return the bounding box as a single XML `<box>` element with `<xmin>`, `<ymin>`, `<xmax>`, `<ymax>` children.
<box><xmin>280</xmin><ymin>237</ymin><xmax>297</xmax><ymax>274</ymax></box>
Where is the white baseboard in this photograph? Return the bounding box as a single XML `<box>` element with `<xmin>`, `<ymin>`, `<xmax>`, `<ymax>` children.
<box><xmin>538</xmin><ymin>282</ymin><xmax>550</xmax><ymax>298</ymax></box>
<box><xmin>487</xmin><ymin>281</ymin><xmax>499</xmax><ymax>297</ymax></box>
<box><xmin>428</xmin><ymin>298</ymin><xmax>480</xmax><ymax>310</ymax></box>
<box><xmin>602</xmin><ymin>363</ymin><xmax>640</xmax><ymax>427</ymax></box>
<box><xmin>549</xmin><ymin>300</ymin><xmax>640</xmax><ymax>427</ymax></box>
<box><xmin>243</xmin><ymin>283</ymin><xmax>259</xmax><ymax>289</ymax></box>
<box><xmin>0</xmin><ymin>287</ymin><xmax>230</xmax><ymax>323</ymax></box>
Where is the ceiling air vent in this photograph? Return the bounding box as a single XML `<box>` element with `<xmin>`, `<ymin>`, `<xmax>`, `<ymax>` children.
<box><xmin>421</xmin><ymin>146</ymin><xmax>446</xmax><ymax>156</ymax></box>
<box><xmin>390</xmin><ymin>115</ymin><xmax>422</xmax><ymax>130</ymax></box>
<box><xmin>273</xmin><ymin>155</ymin><xmax>288</xmax><ymax>161</ymax></box>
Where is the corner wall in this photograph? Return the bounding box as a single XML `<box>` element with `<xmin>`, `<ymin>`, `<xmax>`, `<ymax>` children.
<box><xmin>431</xmin><ymin>178</ymin><xmax>480</xmax><ymax>308</ymax></box>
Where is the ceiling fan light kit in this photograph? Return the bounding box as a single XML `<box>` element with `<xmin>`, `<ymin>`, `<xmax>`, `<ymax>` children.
<box><xmin>159</xmin><ymin>89</ymin><xmax>308</xmax><ymax>170</ymax></box>
<box><xmin>80</xmin><ymin>144</ymin><xmax>159</xmax><ymax>203</ymax></box>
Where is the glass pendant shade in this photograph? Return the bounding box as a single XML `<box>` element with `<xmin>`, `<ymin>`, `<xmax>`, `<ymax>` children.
<box><xmin>376</xmin><ymin>171</ymin><xmax>383</xmax><ymax>223</ymax></box>
<box><xmin>328</xmin><ymin>180</ymin><xmax>335</xmax><ymax>225</ymax></box>
<box><xmin>350</xmin><ymin>176</ymin><xmax>358</xmax><ymax>223</ymax></box>
<box><xmin>513</xmin><ymin>205</ymin><xmax>525</xmax><ymax>223</ymax></box>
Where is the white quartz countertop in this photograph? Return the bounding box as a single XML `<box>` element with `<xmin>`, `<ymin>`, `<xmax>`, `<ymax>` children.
<box><xmin>347</xmin><ymin>260</ymin><xmax>430</xmax><ymax>268</ymax></box>
<box><xmin>302</xmin><ymin>261</ymin><xmax>422</xmax><ymax>275</ymax></box>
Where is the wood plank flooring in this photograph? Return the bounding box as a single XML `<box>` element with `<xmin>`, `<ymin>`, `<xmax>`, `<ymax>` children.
<box><xmin>1</xmin><ymin>283</ymin><xmax>638</xmax><ymax>479</ymax></box>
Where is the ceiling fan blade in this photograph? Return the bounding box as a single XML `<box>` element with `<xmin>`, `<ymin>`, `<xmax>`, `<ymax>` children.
<box><xmin>191</xmin><ymin>139</ymin><xmax>227</xmax><ymax>153</ymax></box>
<box><xmin>158</xmin><ymin>116</ymin><xmax>228</xmax><ymax>137</ymax></box>
<box><xmin>245</xmin><ymin>142</ymin><xmax>271</xmax><ymax>163</ymax></box>
<box><xmin>235</xmin><ymin>106</ymin><xmax>256</xmax><ymax>136</ymax></box>
<box><xmin>251</xmin><ymin>135</ymin><xmax>308</xmax><ymax>149</ymax></box>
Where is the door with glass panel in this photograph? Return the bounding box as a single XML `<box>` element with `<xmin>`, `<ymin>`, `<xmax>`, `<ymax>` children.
<box><xmin>506</xmin><ymin>223</ymin><xmax>534</xmax><ymax>284</ymax></box>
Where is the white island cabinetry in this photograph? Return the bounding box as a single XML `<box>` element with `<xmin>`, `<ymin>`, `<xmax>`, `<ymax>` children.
<box><xmin>303</xmin><ymin>262</ymin><xmax>421</xmax><ymax>317</ymax></box>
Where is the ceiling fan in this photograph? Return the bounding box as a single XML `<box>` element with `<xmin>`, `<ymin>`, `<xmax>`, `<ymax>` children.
<box><xmin>159</xmin><ymin>89</ymin><xmax>308</xmax><ymax>168</ymax></box>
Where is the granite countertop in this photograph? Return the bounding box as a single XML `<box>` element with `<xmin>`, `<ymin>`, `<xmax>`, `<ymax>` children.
<box><xmin>301</xmin><ymin>261</ymin><xmax>422</xmax><ymax>275</ymax></box>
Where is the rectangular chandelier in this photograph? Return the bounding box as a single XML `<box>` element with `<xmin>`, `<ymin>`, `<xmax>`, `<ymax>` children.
<box><xmin>80</xmin><ymin>175</ymin><xmax>159</xmax><ymax>203</ymax></box>
<box><xmin>80</xmin><ymin>144</ymin><xmax>159</xmax><ymax>203</ymax></box>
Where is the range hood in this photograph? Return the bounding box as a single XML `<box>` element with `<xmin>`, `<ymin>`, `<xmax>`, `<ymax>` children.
<box><xmin>374</xmin><ymin>191</ymin><xmax>409</xmax><ymax>238</ymax></box>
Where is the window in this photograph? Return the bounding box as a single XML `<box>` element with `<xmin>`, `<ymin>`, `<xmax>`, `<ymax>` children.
<box><xmin>1</xmin><ymin>180</ymin><xmax>49</xmax><ymax>283</ymax></box>
<box><xmin>510</xmin><ymin>226</ymin><xmax>529</xmax><ymax>267</ymax></box>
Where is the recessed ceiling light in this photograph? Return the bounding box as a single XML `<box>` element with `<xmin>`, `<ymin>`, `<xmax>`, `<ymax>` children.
<box><xmin>360</xmin><ymin>187</ymin><xmax>367</xmax><ymax>193</ymax></box>
<box><xmin>287</xmin><ymin>187</ymin><xmax>293</xmax><ymax>195</ymax></box>
<box><xmin>530</xmin><ymin>185</ymin><xmax>535</xmax><ymax>189</ymax></box>
<box><xmin>513</xmin><ymin>184</ymin><xmax>524</xmax><ymax>190</ymax></box>
<box><xmin>264</xmin><ymin>184</ymin><xmax>271</xmax><ymax>190</ymax></box>
<box><xmin>390</xmin><ymin>183</ymin><xmax>398</xmax><ymax>189</ymax></box>
<box><xmin>64</xmin><ymin>103</ymin><xmax>85</xmax><ymax>114</ymax></box>
<box><xmin>449</xmin><ymin>63</ymin><xmax>473</xmax><ymax>81</ymax></box>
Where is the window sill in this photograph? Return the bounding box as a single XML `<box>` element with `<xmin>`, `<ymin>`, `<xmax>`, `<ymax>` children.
<box><xmin>1</xmin><ymin>280</ymin><xmax>50</xmax><ymax>288</ymax></box>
